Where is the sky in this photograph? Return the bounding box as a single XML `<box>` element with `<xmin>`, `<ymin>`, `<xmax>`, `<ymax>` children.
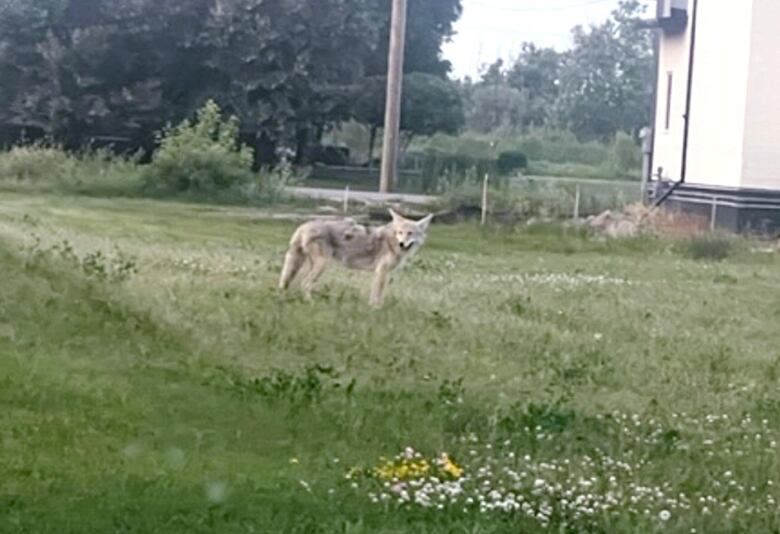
<box><xmin>442</xmin><ymin>0</ymin><xmax>625</xmax><ymax>79</ymax></box>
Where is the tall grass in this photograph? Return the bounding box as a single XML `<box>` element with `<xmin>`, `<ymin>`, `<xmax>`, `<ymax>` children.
<box><xmin>0</xmin><ymin>144</ymin><xmax>144</xmax><ymax>195</ymax></box>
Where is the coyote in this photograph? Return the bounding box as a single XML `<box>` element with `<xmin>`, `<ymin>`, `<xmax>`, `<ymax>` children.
<box><xmin>279</xmin><ymin>209</ymin><xmax>433</xmax><ymax>306</ymax></box>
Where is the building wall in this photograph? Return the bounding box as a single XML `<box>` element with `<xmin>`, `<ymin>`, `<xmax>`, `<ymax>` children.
<box><xmin>685</xmin><ymin>0</ymin><xmax>754</xmax><ymax>188</ymax></box>
<box><xmin>741</xmin><ymin>0</ymin><xmax>780</xmax><ymax>190</ymax></box>
<box><xmin>652</xmin><ymin>29</ymin><xmax>690</xmax><ymax>182</ymax></box>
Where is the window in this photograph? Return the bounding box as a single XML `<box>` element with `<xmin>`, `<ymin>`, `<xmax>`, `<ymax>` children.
<box><xmin>665</xmin><ymin>72</ymin><xmax>673</xmax><ymax>131</ymax></box>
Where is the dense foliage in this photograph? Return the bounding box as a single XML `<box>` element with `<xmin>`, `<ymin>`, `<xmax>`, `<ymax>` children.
<box><xmin>0</xmin><ymin>0</ymin><xmax>462</xmax><ymax>160</ymax></box>
<box><xmin>462</xmin><ymin>1</ymin><xmax>653</xmax><ymax>141</ymax></box>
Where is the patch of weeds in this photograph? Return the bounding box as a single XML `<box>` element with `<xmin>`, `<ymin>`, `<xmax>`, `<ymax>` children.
<box><xmin>752</xmin><ymin>397</ymin><xmax>780</xmax><ymax>425</ymax></box>
<box><xmin>678</xmin><ymin>235</ymin><xmax>736</xmax><ymax>261</ymax></box>
<box><xmin>407</xmin><ymin>256</ymin><xmax>457</xmax><ymax>274</ymax></box>
<box><xmin>20</xmin><ymin>213</ymin><xmax>40</xmax><ymax>226</ymax></box>
<box><xmin>492</xmin><ymin>399</ymin><xmax>577</xmax><ymax>441</ymax></box>
<box><xmin>24</xmin><ymin>236</ymin><xmax>138</xmax><ymax>282</ymax></box>
<box><xmin>436</xmin><ymin>377</ymin><xmax>465</xmax><ymax>406</ymax></box>
<box><xmin>204</xmin><ymin>364</ymin><xmax>356</xmax><ymax>404</ymax></box>
<box><xmin>81</xmin><ymin>249</ymin><xmax>138</xmax><ymax>282</ymax></box>
<box><xmin>552</xmin><ymin>347</ymin><xmax>615</xmax><ymax>388</ymax></box>
<box><xmin>713</xmin><ymin>273</ymin><xmax>738</xmax><ymax>284</ymax></box>
<box><xmin>520</xmin><ymin>402</ymin><xmax>577</xmax><ymax>434</ymax></box>
<box><xmin>501</xmin><ymin>295</ymin><xmax>533</xmax><ymax>318</ymax></box>
<box><xmin>427</xmin><ymin>310</ymin><xmax>453</xmax><ymax>330</ymax></box>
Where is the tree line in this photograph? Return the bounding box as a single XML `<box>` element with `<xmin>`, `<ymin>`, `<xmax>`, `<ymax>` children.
<box><xmin>0</xmin><ymin>0</ymin><xmax>462</xmax><ymax>163</ymax></box>
<box><xmin>0</xmin><ymin>0</ymin><xmax>652</xmax><ymax>164</ymax></box>
<box><xmin>462</xmin><ymin>1</ymin><xmax>653</xmax><ymax>142</ymax></box>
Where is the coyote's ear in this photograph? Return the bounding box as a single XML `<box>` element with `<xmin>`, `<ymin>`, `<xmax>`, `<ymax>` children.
<box><xmin>416</xmin><ymin>213</ymin><xmax>433</xmax><ymax>231</ymax></box>
<box><xmin>388</xmin><ymin>208</ymin><xmax>403</xmax><ymax>223</ymax></box>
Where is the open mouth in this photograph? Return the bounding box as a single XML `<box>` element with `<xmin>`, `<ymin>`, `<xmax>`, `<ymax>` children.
<box><xmin>400</xmin><ymin>242</ymin><xmax>414</xmax><ymax>251</ymax></box>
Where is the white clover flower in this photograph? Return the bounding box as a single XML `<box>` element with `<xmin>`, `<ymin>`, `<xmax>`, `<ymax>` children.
<box><xmin>659</xmin><ymin>510</ymin><xmax>671</xmax><ymax>521</ymax></box>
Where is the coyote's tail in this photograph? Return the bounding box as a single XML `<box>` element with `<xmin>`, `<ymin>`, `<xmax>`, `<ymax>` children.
<box><xmin>278</xmin><ymin>228</ymin><xmax>306</xmax><ymax>290</ymax></box>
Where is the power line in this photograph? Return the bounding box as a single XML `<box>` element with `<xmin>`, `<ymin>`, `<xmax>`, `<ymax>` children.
<box><xmin>465</xmin><ymin>0</ymin><xmax>615</xmax><ymax>13</ymax></box>
<box><xmin>455</xmin><ymin>25</ymin><xmax>572</xmax><ymax>37</ymax></box>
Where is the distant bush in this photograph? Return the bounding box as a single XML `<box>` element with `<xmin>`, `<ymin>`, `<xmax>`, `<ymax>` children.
<box><xmin>420</xmin><ymin>148</ymin><xmax>497</xmax><ymax>193</ymax></box>
<box><xmin>517</xmin><ymin>137</ymin><xmax>545</xmax><ymax>161</ymax></box>
<box><xmin>679</xmin><ymin>235</ymin><xmax>736</xmax><ymax>261</ymax></box>
<box><xmin>496</xmin><ymin>150</ymin><xmax>528</xmax><ymax>176</ymax></box>
<box><xmin>144</xmin><ymin>100</ymin><xmax>254</xmax><ymax>194</ymax></box>
<box><xmin>589</xmin><ymin>131</ymin><xmax>642</xmax><ymax>179</ymax></box>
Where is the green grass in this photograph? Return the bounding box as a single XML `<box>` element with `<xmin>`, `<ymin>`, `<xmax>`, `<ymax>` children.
<box><xmin>2</xmin><ymin>191</ymin><xmax>780</xmax><ymax>532</ymax></box>
<box><xmin>527</xmin><ymin>160</ymin><xmax>641</xmax><ymax>181</ymax></box>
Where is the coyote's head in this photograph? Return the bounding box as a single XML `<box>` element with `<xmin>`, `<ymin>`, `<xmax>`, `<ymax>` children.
<box><xmin>388</xmin><ymin>209</ymin><xmax>433</xmax><ymax>253</ymax></box>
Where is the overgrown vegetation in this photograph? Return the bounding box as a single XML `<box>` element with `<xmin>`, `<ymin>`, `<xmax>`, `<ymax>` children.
<box><xmin>144</xmin><ymin>100</ymin><xmax>255</xmax><ymax>195</ymax></box>
<box><xmin>0</xmin><ymin>102</ymin><xmax>303</xmax><ymax>205</ymax></box>
<box><xmin>403</xmin><ymin>129</ymin><xmax>641</xmax><ymax>191</ymax></box>
<box><xmin>1</xmin><ymin>191</ymin><xmax>778</xmax><ymax>532</ymax></box>
<box><xmin>0</xmin><ymin>144</ymin><xmax>143</xmax><ymax>195</ymax></box>
<box><xmin>679</xmin><ymin>234</ymin><xmax>740</xmax><ymax>261</ymax></box>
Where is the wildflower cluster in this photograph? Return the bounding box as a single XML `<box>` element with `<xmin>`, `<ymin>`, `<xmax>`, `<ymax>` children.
<box><xmin>346</xmin><ymin>447</ymin><xmax>467</xmax><ymax>509</ymax></box>
<box><xmin>435</xmin><ymin>272</ymin><xmax>635</xmax><ymax>293</ymax></box>
<box><xmin>488</xmin><ymin>272</ymin><xmax>633</xmax><ymax>289</ymax></box>
<box><xmin>346</xmin><ymin>411</ymin><xmax>780</xmax><ymax>530</ymax></box>
<box><xmin>353</xmin><ymin>447</ymin><xmax>464</xmax><ymax>483</ymax></box>
<box><xmin>171</xmin><ymin>256</ymin><xmax>255</xmax><ymax>277</ymax></box>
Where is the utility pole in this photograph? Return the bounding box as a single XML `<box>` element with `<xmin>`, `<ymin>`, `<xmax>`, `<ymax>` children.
<box><xmin>379</xmin><ymin>0</ymin><xmax>407</xmax><ymax>193</ymax></box>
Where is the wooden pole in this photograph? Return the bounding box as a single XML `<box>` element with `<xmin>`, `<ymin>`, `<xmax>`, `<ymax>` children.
<box><xmin>481</xmin><ymin>173</ymin><xmax>489</xmax><ymax>225</ymax></box>
<box><xmin>378</xmin><ymin>0</ymin><xmax>407</xmax><ymax>194</ymax></box>
<box><xmin>573</xmin><ymin>184</ymin><xmax>581</xmax><ymax>220</ymax></box>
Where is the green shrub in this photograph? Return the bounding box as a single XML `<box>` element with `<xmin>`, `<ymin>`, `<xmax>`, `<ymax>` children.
<box><xmin>609</xmin><ymin>132</ymin><xmax>641</xmax><ymax>177</ymax></box>
<box><xmin>144</xmin><ymin>100</ymin><xmax>254</xmax><ymax>194</ymax></box>
<box><xmin>496</xmin><ymin>150</ymin><xmax>528</xmax><ymax>176</ymax></box>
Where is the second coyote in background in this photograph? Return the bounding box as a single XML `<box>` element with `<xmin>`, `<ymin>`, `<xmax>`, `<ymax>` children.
<box><xmin>279</xmin><ymin>209</ymin><xmax>433</xmax><ymax>307</ymax></box>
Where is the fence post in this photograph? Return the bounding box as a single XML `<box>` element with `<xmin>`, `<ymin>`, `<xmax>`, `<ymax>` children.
<box><xmin>573</xmin><ymin>184</ymin><xmax>581</xmax><ymax>220</ymax></box>
<box><xmin>343</xmin><ymin>186</ymin><xmax>350</xmax><ymax>214</ymax></box>
<box><xmin>710</xmin><ymin>196</ymin><xmax>718</xmax><ymax>232</ymax></box>
<box><xmin>481</xmin><ymin>173</ymin><xmax>489</xmax><ymax>225</ymax></box>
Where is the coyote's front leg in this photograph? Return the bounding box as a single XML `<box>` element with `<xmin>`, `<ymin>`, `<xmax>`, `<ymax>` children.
<box><xmin>370</xmin><ymin>264</ymin><xmax>391</xmax><ymax>307</ymax></box>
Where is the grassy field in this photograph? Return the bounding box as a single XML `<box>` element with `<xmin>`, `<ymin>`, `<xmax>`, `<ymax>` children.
<box><xmin>2</xmin><ymin>191</ymin><xmax>780</xmax><ymax>533</ymax></box>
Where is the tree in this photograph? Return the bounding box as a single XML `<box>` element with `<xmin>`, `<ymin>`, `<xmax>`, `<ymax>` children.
<box><xmin>465</xmin><ymin>83</ymin><xmax>527</xmax><ymax>134</ymax></box>
<box><xmin>457</xmin><ymin>60</ymin><xmax>529</xmax><ymax>134</ymax></box>
<box><xmin>506</xmin><ymin>43</ymin><xmax>562</xmax><ymax>128</ymax></box>
<box><xmin>480</xmin><ymin>58</ymin><xmax>505</xmax><ymax>85</ymax></box>
<box><xmin>363</xmin><ymin>0</ymin><xmax>462</xmax><ymax>78</ymax></box>
<box><xmin>0</xmin><ymin>0</ymin><xmax>220</xmax><ymax>146</ymax></box>
<box><xmin>400</xmin><ymin>72</ymin><xmax>464</xmax><ymax>144</ymax></box>
<box><xmin>198</xmin><ymin>0</ymin><xmax>379</xmax><ymax>161</ymax></box>
<box><xmin>555</xmin><ymin>0</ymin><xmax>653</xmax><ymax>140</ymax></box>
<box><xmin>354</xmin><ymin>72</ymin><xmax>464</xmax><ymax>163</ymax></box>
<box><xmin>0</xmin><ymin>0</ymin><xmax>463</xmax><ymax>161</ymax></box>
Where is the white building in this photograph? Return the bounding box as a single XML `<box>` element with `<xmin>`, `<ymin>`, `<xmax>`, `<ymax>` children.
<box><xmin>648</xmin><ymin>0</ymin><xmax>780</xmax><ymax>233</ymax></box>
